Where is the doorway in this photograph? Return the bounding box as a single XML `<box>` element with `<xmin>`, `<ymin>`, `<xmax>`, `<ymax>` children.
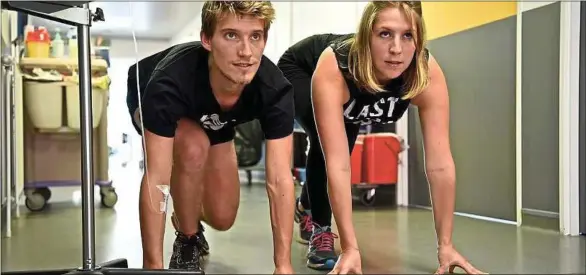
<box><xmin>579</xmin><ymin>2</ymin><xmax>586</xmax><ymax>235</ymax></box>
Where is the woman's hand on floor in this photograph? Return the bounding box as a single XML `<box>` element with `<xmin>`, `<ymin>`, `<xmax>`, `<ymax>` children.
<box><xmin>435</xmin><ymin>244</ymin><xmax>487</xmax><ymax>274</ymax></box>
<box><xmin>329</xmin><ymin>248</ymin><xmax>362</xmax><ymax>274</ymax></box>
<box><xmin>273</xmin><ymin>264</ymin><xmax>294</xmax><ymax>274</ymax></box>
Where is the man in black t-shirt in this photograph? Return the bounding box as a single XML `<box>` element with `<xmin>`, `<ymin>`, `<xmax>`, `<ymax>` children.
<box><xmin>126</xmin><ymin>2</ymin><xmax>295</xmax><ymax>272</ymax></box>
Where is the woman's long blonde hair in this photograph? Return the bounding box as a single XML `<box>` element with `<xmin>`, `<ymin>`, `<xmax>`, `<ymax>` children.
<box><xmin>341</xmin><ymin>1</ymin><xmax>429</xmax><ymax>99</ymax></box>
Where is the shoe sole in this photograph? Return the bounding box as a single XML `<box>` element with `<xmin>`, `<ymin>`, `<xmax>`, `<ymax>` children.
<box><xmin>307</xmin><ymin>259</ymin><xmax>337</xmax><ymax>270</ymax></box>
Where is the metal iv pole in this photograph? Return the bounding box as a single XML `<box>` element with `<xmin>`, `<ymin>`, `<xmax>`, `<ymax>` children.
<box><xmin>1</xmin><ymin>53</ymin><xmax>15</xmax><ymax>239</ymax></box>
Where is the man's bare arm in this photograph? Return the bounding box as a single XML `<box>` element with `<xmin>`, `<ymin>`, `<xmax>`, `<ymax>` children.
<box><xmin>265</xmin><ymin>134</ymin><xmax>295</xmax><ymax>269</ymax></box>
<box><xmin>139</xmin><ymin>130</ymin><xmax>174</xmax><ymax>268</ymax></box>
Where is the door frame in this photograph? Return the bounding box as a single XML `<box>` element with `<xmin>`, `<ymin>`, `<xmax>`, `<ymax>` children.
<box><xmin>396</xmin><ymin>112</ymin><xmax>409</xmax><ymax>206</ymax></box>
<box><xmin>515</xmin><ymin>2</ymin><xmax>524</xmax><ymax>226</ymax></box>
<box><xmin>579</xmin><ymin>0</ymin><xmax>585</xmax><ymax>235</ymax></box>
<box><xmin>558</xmin><ymin>1</ymin><xmax>581</xmax><ymax>236</ymax></box>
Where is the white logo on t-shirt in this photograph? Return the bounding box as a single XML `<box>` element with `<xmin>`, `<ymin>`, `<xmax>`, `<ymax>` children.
<box><xmin>200</xmin><ymin>114</ymin><xmax>227</xmax><ymax>131</ymax></box>
<box><xmin>343</xmin><ymin>96</ymin><xmax>398</xmax><ymax>125</ymax></box>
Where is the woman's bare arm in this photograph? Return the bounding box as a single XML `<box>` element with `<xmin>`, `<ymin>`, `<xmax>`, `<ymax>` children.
<box><xmin>411</xmin><ymin>54</ymin><xmax>455</xmax><ymax>247</ymax></box>
<box><xmin>311</xmin><ymin>47</ymin><xmax>358</xmax><ymax>250</ymax></box>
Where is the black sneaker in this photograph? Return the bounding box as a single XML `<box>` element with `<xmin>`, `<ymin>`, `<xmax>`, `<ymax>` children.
<box><xmin>171</xmin><ymin>213</ymin><xmax>209</xmax><ymax>257</ymax></box>
<box><xmin>168</xmin><ymin>232</ymin><xmax>203</xmax><ymax>271</ymax></box>
<box><xmin>306</xmin><ymin>225</ymin><xmax>339</xmax><ymax>270</ymax></box>
<box><xmin>294</xmin><ymin>198</ymin><xmax>313</xmax><ymax>244</ymax></box>
<box><xmin>196</xmin><ymin>223</ymin><xmax>209</xmax><ymax>257</ymax></box>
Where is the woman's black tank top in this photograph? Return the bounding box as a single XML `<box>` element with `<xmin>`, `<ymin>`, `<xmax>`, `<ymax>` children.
<box><xmin>331</xmin><ymin>38</ymin><xmax>414</xmax><ymax>126</ymax></box>
<box><xmin>284</xmin><ymin>33</ymin><xmax>426</xmax><ymax>126</ymax></box>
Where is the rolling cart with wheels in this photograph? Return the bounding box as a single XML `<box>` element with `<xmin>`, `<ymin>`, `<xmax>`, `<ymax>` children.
<box><xmin>23</xmin><ymin>181</ymin><xmax>118</xmax><ymax>212</ymax></box>
<box><xmin>18</xmin><ymin>52</ymin><xmax>117</xmax><ymax>212</ymax></box>
<box><xmin>0</xmin><ymin>2</ymin><xmax>202</xmax><ymax>274</ymax></box>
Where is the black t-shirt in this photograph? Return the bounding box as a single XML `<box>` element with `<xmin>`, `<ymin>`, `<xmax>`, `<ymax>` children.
<box><xmin>282</xmin><ymin>33</ymin><xmax>428</xmax><ymax>126</ymax></box>
<box><xmin>279</xmin><ymin>33</ymin><xmax>353</xmax><ymax>75</ymax></box>
<box><xmin>126</xmin><ymin>44</ymin><xmax>178</xmax><ymax>115</ymax></box>
<box><xmin>128</xmin><ymin>42</ymin><xmax>294</xmax><ymax>144</ymax></box>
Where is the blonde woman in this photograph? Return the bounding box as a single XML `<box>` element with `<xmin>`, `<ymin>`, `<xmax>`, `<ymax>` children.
<box><xmin>278</xmin><ymin>2</ymin><xmax>485</xmax><ymax>274</ymax></box>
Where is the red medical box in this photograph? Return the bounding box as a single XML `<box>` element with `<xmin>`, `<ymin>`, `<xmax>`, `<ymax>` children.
<box><xmin>361</xmin><ymin>133</ymin><xmax>401</xmax><ymax>185</ymax></box>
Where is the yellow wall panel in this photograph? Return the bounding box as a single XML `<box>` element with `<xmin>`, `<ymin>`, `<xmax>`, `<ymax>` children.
<box><xmin>421</xmin><ymin>2</ymin><xmax>517</xmax><ymax>40</ymax></box>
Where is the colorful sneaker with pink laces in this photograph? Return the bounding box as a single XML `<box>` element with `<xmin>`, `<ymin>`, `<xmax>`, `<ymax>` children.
<box><xmin>306</xmin><ymin>225</ymin><xmax>339</xmax><ymax>270</ymax></box>
<box><xmin>294</xmin><ymin>198</ymin><xmax>313</xmax><ymax>244</ymax></box>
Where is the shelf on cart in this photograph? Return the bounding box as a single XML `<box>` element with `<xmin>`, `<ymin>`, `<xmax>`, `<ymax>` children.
<box><xmin>20</xmin><ymin>57</ymin><xmax>108</xmax><ymax>73</ymax></box>
<box><xmin>36</xmin><ymin>126</ymin><xmax>82</xmax><ymax>134</ymax></box>
<box><xmin>22</xmin><ymin>80</ymin><xmax>79</xmax><ymax>86</ymax></box>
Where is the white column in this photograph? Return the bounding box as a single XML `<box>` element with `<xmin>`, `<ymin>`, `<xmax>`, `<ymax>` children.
<box><xmin>515</xmin><ymin>1</ymin><xmax>524</xmax><ymax>227</ymax></box>
<box><xmin>558</xmin><ymin>1</ymin><xmax>581</xmax><ymax>236</ymax></box>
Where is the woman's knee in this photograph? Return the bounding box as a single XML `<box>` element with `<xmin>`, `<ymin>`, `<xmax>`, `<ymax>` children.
<box><xmin>174</xmin><ymin>119</ymin><xmax>210</xmax><ymax>171</ymax></box>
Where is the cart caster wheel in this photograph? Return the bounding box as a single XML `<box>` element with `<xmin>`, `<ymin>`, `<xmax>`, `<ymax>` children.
<box><xmin>360</xmin><ymin>190</ymin><xmax>376</xmax><ymax>207</ymax></box>
<box><xmin>101</xmin><ymin>190</ymin><xmax>118</xmax><ymax>208</ymax></box>
<box><xmin>37</xmin><ymin>187</ymin><xmax>52</xmax><ymax>201</ymax></box>
<box><xmin>25</xmin><ymin>192</ymin><xmax>47</xmax><ymax>212</ymax></box>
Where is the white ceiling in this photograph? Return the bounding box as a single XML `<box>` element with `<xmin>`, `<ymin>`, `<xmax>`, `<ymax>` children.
<box><xmin>29</xmin><ymin>1</ymin><xmax>203</xmax><ymax>40</ymax></box>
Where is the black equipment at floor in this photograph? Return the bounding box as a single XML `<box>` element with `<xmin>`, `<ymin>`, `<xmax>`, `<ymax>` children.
<box><xmin>0</xmin><ymin>2</ymin><xmax>202</xmax><ymax>275</ymax></box>
<box><xmin>234</xmin><ymin>120</ymin><xmax>265</xmax><ymax>185</ymax></box>
<box><xmin>234</xmin><ymin>120</ymin><xmax>264</xmax><ymax>168</ymax></box>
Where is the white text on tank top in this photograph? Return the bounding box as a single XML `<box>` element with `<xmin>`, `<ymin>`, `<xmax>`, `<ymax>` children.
<box><xmin>343</xmin><ymin>96</ymin><xmax>399</xmax><ymax>125</ymax></box>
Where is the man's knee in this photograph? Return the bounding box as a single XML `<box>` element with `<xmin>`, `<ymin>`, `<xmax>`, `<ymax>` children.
<box><xmin>203</xmin><ymin>210</ymin><xmax>237</xmax><ymax>231</ymax></box>
<box><xmin>174</xmin><ymin>119</ymin><xmax>210</xmax><ymax>171</ymax></box>
<box><xmin>201</xmin><ymin>141</ymin><xmax>240</xmax><ymax>231</ymax></box>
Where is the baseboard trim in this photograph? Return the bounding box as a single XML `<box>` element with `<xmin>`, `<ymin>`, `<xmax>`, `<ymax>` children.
<box><xmin>410</xmin><ymin>205</ymin><xmax>517</xmax><ymax>225</ymax></box>
<box><xmin>522</xmin><ymin>208</ymin><xmax>559</xmax><ymax>218</ymax></box>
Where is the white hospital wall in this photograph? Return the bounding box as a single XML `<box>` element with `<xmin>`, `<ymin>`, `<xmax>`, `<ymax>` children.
<box><xmin>170</xmin><ymin>2</ymin><xmax>368</xmax><ymax>62</ymax></box>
